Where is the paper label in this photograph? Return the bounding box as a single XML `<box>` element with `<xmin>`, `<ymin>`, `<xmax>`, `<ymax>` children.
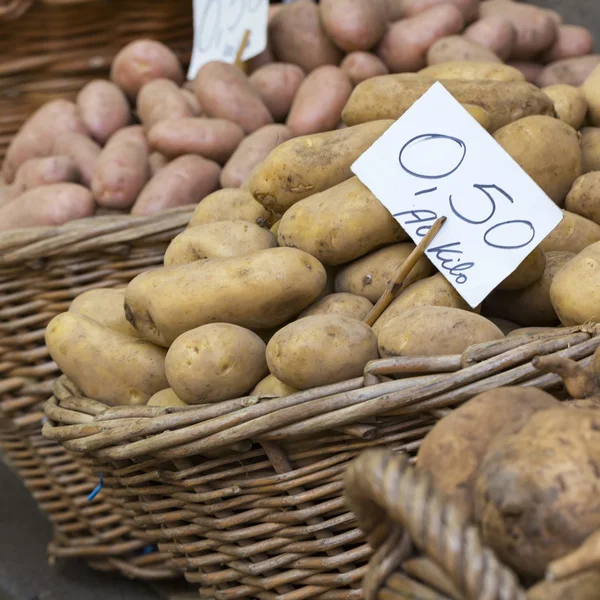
<box><xmin>351</xmin><ymin>82</ymin><xmax>563</xmax><ymax>308</ymax></box>
<box><xmin>188</xmin><ymin>0</ymin><xmax>269</xmax><ymax>80</ymax></box>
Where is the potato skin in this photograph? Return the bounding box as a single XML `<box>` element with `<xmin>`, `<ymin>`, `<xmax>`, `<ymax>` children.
<box><xmin>538</xmin><ymin>55</ymin><xmax>600</xmax><ymax>88</ymax></box>
<box><xmin>249</xmin><ymin>63</ymin><xmax>305</xmax><ymax>122</ymax></box>
<box><xmin>508</xmin><ymin>61</ymin><xmax>544</xmax><ymax>84</ymax></box>
<box><xmin>76</xmin><ymin>80</ymin><xmax>131</xmax><ymax>145</ymax></box>
<box><xmin>287</xmin><ymin>66</ymin><xmax>352</xmax><ymax>137</ymax></box>
<box><xmin>269</xmin><ymin>0</ymin><xmax>343</xmax><ymax>73</ymax></box>
<box><xmin>299</xmin><ymin>293</ymin><xmax>373</xmax><ymax>320</ymax></box>
<box><xmin>10</xmin><ymin>156</ymin><xmax>79</xmax><ymax>197</ymax></box>
<box><xmin>45</xmin><ymin>312</ymin><xmax>168</xmax><ymax>406</ymax></box>
<box><xmin>221</xmin><ymin>124</ymin><xmax>293</xmax><ymax>189</ymax></box>
<box><xmin>540</xmin><ymin>210</ymin><xmax>600</xmax><ymax>254</ymax></box>
<box><xmin>91</xmin><ymin>125</ymin><xmax>150</xmax><ymax>209</ymax></box>
<box><xmin>277</xmin><ymin>177</ymin><xmax>407</xmax><ymax>266</ymax></box>
<box><xmin>550</xmin><ymin>240</ymin><xmax>600</xmax><ymax>325</ymax></box>
<box><xmin>53</xmin><ymin>132</ymin><xmax>101</xmax><ymax>187</ymax></box>
<box><xmin>247</xmin><ymin>120</ymin><xmax>394</xmax><ymax>214</ymax></box>
<box><xmin>528</xmin><ymin>571</ymin><xmax>600</xmax><ymax>600</ymax></box>
<box><xmin>188</xmin><ymin>189</ymin><xmax>274</xmax><ymax>228</ymax></box>
<box><xmin>496</xmin><ymin>247</ymin><xmax>546</xmax><ymax>291</ymax></box>
<box><xmin>463</xmin><ymin>16</ymin><xmax>517</xmax><ymax>61</ymax></box>
<box><xmin>319</xmin><ymin>0</ymin><xmax>387</xmax><ymax>52</ymax></box>
<box><xmin>580</xmin><ymin>128</ymin><xmax>600</xmax><ymax>176</ymax></box>
<box><xmin>165</xmin><ymin>324</ymin><xmax>267</xmax><ymax>404</ymax></box>
<box><xmin>147</xmin><ymin>388</ymin><xmax>187</xmax><ymax>407</ymax></box>
<box><xmin>69</xmin><ymin>287</ymin><xmax>140</xmax><ymax>338</ymax></box>
<box><xmin>266</xmin><ymin>315</ymin><xmax>378</xmax><ymax>390</ymax></box>
<box><xmin>399</xmin><ymin>0</ymin><xmax>479</xmax><ymax>22</ymax></box>
<box><xmin>137</xmin><ymin>78</ymin><xmax>192</xmax><ymax>129</ymax></box>
<box><xmin>340</xmin><ymin>52</ymin><xmax>389</xmax><ymax>86</ymax></box>
<box><xmin>334</xmin><ymin>243</ymin><xmax>433</xmax><ymax>303</ymax></box>
<box><xmin>131</xmin><ymin>155</ymin><xmax>220</xmax><ymax>216</ymax></box>
<box><xmin>164</xmin><ymin>220</ymin><xmax>277</xmax><ymax>266</ymax></box>
<box><xmin>124</xmin><ymin>247</ymin><xmax>327</xmax><ymax>346</ymax></box>
<box><xmin>420</xmin><ymin>61</ymin><xmax>524</xmax><ymax>82</ymax></box>
<box><xmin>377</xmin><ymin>306</ymin><xmax>504</xmax><ymax>358</ymax></box>
<box><xmin>342</xmin><ymin>76</ymin><xmax>555</xmax><ymax>132</ymax></box>
<box><xmin>0</xmin><ymin>183</ymin><xmax>95</xmax><ymax>230</ymax></box>
<box><xmin>493</xmin><ymin>116</ymin><xmax>581</xmax><ymax>206</ymax></box>
<box><xmin>565</xmin><ymin>173</ymin><xmax>600</xmax><ymax>225</ymax></box>
<box><xmin>192</xmin><ymin>61</ymin><xmax>273</xmax><ymax>134</ymax></box>
<box><xmin>251</xmin><ymin>374</ymin><xmax>297</xmax><ymax>398</ymax></box>
<box><xmin>148</xmin><ymin>152</ymin><xmax>168</xmax><ymax>176</ymax></box>
<box><xmin>541</xmin><ymin>84</ymin><xmax>588</xmax><ymax>130</ymax></box>
<box><xmin>110</xmin><ymin>39</ymin><xmax>184</xmax><ymax>99</ymax></box>
<box><xmin>426</xmin><ymin>37</ymin><xmax>502</xmax><ymax>66</ymax></box>
<box><xmin>542</xmin><ymin>25</ymin><xmax>594</xmax><ymax>63</ymax></box>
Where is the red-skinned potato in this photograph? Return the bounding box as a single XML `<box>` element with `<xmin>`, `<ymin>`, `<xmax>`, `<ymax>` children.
<box><xmin>427</xmin><ymin>36</ymin><xmax>502</xmax><ymax>65</ymax></box>
<box><xmin>340</xmin><ymin>52</ymin><xmax>389</xmax><ymax>85</ymax></box>
<box><xmin>400</xmin><ymin>0</ymin><xmax>479</xmax><ymax>22</ymax></box>
<box><xmin>53</xmin><ymin>132</ymin><xmax>101</xmax><ymax>187</ymax></box>
<box><xmin>537</xmin><ymin>55</ymin><xmax>600</xmax><ymax>88</ymax></box>
<box><xmin>542</xmin><ymin>25</ymin><xmax>594</xmax><ymax>64</ymax></box>
<box><xmin>463</xmin><ymin>16</ymin><xmax>517</xmax><ymax>61</ymax></box>
<box><xmin>10</xmin><ymin>156</ymin><xmax>79</xmax><ymax>198</ymax></box>
<box><xmin>249</xmin><ymin>63</ymin><xmax>305</xmax><ymax>122</ymax></box>
<box><xmin>508</xmin><ymin>61</ymin><xmax>544</xmax><ymax>84</ymax></box>
<box><xmin>137</xmin><ymin>78</ymin><xmax>193</xmax><ymax>129</ymax></box>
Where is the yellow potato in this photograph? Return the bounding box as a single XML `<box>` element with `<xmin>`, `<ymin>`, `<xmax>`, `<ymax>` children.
<box><xmin>421</xmin><ymin>61</ymin><xmax>523</xmax><ymax>81</ymax></box>
<box><xmin>542</xmin><ymin>84</ymin><xmax>588</xmax><ymax>130</ymax></box>
<box><xmin>540</xmin><ymin>210</ymin><xmax>600</xmax><ymax>253</ymax></box>
<box><xmin>565</xmin><ymin>172</ymin><xmax>600</xmax><ymax>225</ymax></box>
<box><xmin>124</xmin><ymin>247</ymin><xmax>327</xmax><ymax>346</ymax></box>
<box><xmin>45</xmin><ymin>312</ymin><xmax>168</xmax><ymax>406</ymax></box>
<box><xmin>277</xmin><ymin>177</ymin><xmax>407</xmax><ymax>265</ymax></box>
<box><xmin>334</xmin><ymin>243</ymin><xmax>433</xmax><ymax>303</ymax></box>
<box><xmin>377</xmin><ymin>306</ymin><xmax>504</xmax><ymax>357</ymax></box>
<box><xmin>461</xmin><ymin>103</ymin><xmax>491</xmax><ymax>130</ymax></box>
<box><xmin>580</xmin><ymin>127</ymin><xmax>600</xmax><ymax>174</ymax></box>
<box><xmin>299</xmin><ymin>292</ymin><xmax>373</xmax><ymax>320</ymax></box>
<box><xmin>266</xmin><ymin>315</ymin><xmax>378</xmax><ymax>389</ymax></box>
<box><xmin>164</xmin><ymin>220</ymin><xmax>277</xmax><ymax>266</ymax></box>
<box><xmin>247</xmin><ymin>120</ymin><xmax>394</xmax><ymax>214</ymax></box>
<box><xmin>496</xmin><ymin>247</ymin><xmax>546</xmax><ymax>290</ymax></box>
<box><xmin>165</xmin><ymin>324</ymin><xmax>267</xmax><ymax>404</ymax></box>
<box><xmin>582</xmin><ymin>62</ymin><xmax>600</xmax><ymax>126</ymax></box>
<box><xmin>69</xmin><ymin>288</ymin><xmax>140</xmax><ymax>337</ymax></box>
<box><xmin>251</xmin><ymin>374</ymin><xmax>298</xmax><ymax>398</ymax></box>
<box><xmin>493</xmin><ymin>116</ymin><xmax>581</xmax><ymax>206</ymax></box>
<box><xmin>147</xmin><ymin>388</ymin><xmax>188</xmax><ymax>407</ymax></box>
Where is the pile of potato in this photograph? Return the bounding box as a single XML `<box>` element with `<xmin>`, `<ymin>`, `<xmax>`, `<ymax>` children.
<box><xmin>1</xmin><ymin>0</ymin><xmax>597</xmax><ymax>231</ymax></box>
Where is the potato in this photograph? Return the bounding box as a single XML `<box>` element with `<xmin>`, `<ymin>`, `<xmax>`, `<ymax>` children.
<box><xmin>165</xmin><ymin>324</ymin><xmax>267</xmax><ymax>404</ymax></box>
<box><xmin>474</xmin><ymin>407</ymin><xmax>600</xmax><ymax>579</ymax></box>
<box><xmin>247</xmin><ymin>120</ymin><xmax>394</xmax><ymax>214</ymax></box>
<box><xmin>376</xmin><ymin>5</ymin><xmax>464</xmax><ymax>73</ymax></box>
<box><xmin>10</xmin><ymin>156</ymin><xmax>78</xmax><ymax>197</ymax></box>
<box><xmin>426</xmin><ymin>37</ymin><xmax>502</xmax><ymax>66</ymax></box>
<box><xmin>221</xmin><ymin>124</ymin><xmax>292</xmax><ymax>189</ymax></box>
<box><xmin>147</xmin><ymin>388</ymin><xmax>187</xmax><ymax>407</ymax></box>
<box><xmin>507</xmin><ymin>326</ymin><xmax>560</xmax><ymax>338</ymax></box>
<box><xmin>0</xmin><ymin>183</ymin><xmax>95</xmax><ymax>230</ymax></box>
<box><xmin>372</xmin><ymin>273</ymin><xmax>473</xmax><ymax>336</ymax></box>
<box><xmin>69</xmin><ymin>287</ymin><xmax>140</xmax><ymax>338</ymax></box>
<box><xmin>541</xmin><ymin>84</ymin><xmax>588</xmax><ymax>130</ymax></box>
<box><xmin>334</xmin><ymin>243</ymin><xmax>433</xmax><ymax>303</ymax></box>
<box><xmin>164</xmin><ymin>220</ymin><xmax>277</xmax><ymax>266</ymax></box>
<box><xmin>192</xmin><ymin>61</ymin><xmax>273</xmax><ymax>134</ymax></box>
<box><xmin>45</xmin><ymin>312</ymin><xmax>168</xmax><ymax>406</ymax></box>
<box><xmin>180</xmin><ymin>88</ymin><xmax>202</xmax><ymax>116</ymax></box>
<box><xmin>124</xmin><ymin>247</ymin><xmax>327</xmax><ymax>346</ymax></box>
<box><xmin>249</xmin><ymin>63</ymin><xmax>305</xmax><ymax>122</ymax></box>
<box><xmin>110</xmin><ymin>39</ymin><xmax>184</xmax><ymax>100</ymax></box>
<box><xmin>91</xmin><ymin>125</ymin><xmax>150</xmax><ymax>209</ymax></box>
<box><xmin>377</xmin><ymin>307</ymin><xmax>503</xmax><ymax>358</ymax></box>
<box><xmin>277</xmin><ymin>177</ymin><xmax>407</xmax><ymax>266</ymax></box>
<box><xmin>461</xmin><ymin>104</ymin><xmax>491</xmax><ymax>130</ymax></box>
<box><xmin>342</xmin><ymin>76</ymin><xmax>555</xmax><ymax>132</ymax></box>
<box><xmin>488</xmin><ymin>317</ymin><xmax>521</xmax><ymax>336</ymax></box>
<box><xmin>399</xmin><ymin>0</ymin><xmax>479</xmax><ymax>22</ymax></box>
<box><xmin>53</xmin><ymin>132</ymin><xmax>101</xmax><ymax>187</ymax></box>
<box><xmin>540</xmin><ymin>210</ymin><xmax>600</xmax><ymax>254</ymax></box>
<box><xmin>417</xmin><ymin>387</ymin><xmax>560</xmax><ymax>518</ymax></box>
<box><xmin>147</xmin><ymin>118</ymin><xmax>244</xmax><ymax>164</ymax></box>
<box><xmin>565</xmin><ymin>173</ymin><xmax>600</xmax><ymax>226</ymax></box>
<box><xmin>251</xmin><ymin>374</ymin><xmax>297</xmax><ymax>398</ymax></box>
<box><xmin>340</xmin><ymin>52</ymin><xmax>389</xmax><ymax>86</ymax></box>
<box><xmin>131</xmin><ymin>155</ymin><xmax>220</xmax><ymax>216</ymax></box>
<box><xmin>581</xmin><ymin>128</ymin><xmax>600</xmax><ymax>176</ymax></box>
<box><xmin>542</xmin><ymin>25</ymin><xmax>594</xmax><ymax>64</ymax></box>
<box><xmin>508</xmin><ymin>61</ymin><xmax>544</xmax><ymax>84</ymax></box>
<box><xmin>266</xmin><ymin>315</ymin><xmax>378</xmax><ymax>390</ymax></box>
<box><xmin>299</xmin><ymin>292</ymin><xmax>373</xmax><ymax>320</ymax></box>
<box><xmin>550</xmin><ymin>240</ymin><xmax>600</xmax><ymax>325</ymax></box>
<box><xmin>137</xmin><ymin>79</ymin><xmax>192</xmax><ymax>129</ymax></box>
<box><xmin>76</xmin><ymin>80</ymin><xmax>131</xmax><ymax>145</ymax></box>
<box><xmin>538</xmin><ymin>55</ymin><xmax>600</xmax><ymax>88</ymax></box>
<box><xmin>319</xmin><ymin>0</ymin><xmax>387</xmax><ymax>52</ymax></box>
<box><xmin>479</xmin><ymin>0</ymin><xmax>557</xmax><ymax>60</ymax></box>
<box><xmin>463</xmin><ymin>16</ymin><xmax>517</xmax><ymax>61</ymax></box>
<box><xmin>420</xmin><ymin>61</ymin><xmax>523</xmax><ymax>82</ymax></box>
<box><xmin>269</xmin><ymin>0</ymin><xmax>343</xmax><ymax>73</ymax></box>
<box><xmin>493</xmin><ymin>116</ymin><xmax>581</xmax><ymax>206</ymax></box>
<box><xmin>188</xmin><ymin>188</ymin><xmax>274</xmax><ymax>228</ymax></box>
<box><xmin>484</xmin><ymin>251</ymin><xmax>574</xmax><ymax>326</ymax></box>
<box><xmin>287</xmin><ymin>66</ymin><xmax>352</xmax><ymax>137</ymax></box>
<box><xmin>3</xmin><ymin>99</ymin><xmax>88</xmax><ymax>183</ymax></box>
<box><xmin>148</xmin><ymin>152</ymin><xmax>168</xmax><ymax>176</ymax></box>
<box><xmin>496</xmin><ymin>247</ymin><xmax>546</xmax><ymax>291</ymax></box>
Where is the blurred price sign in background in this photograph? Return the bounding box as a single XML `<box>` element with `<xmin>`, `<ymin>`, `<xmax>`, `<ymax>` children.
<box><xmin>188</xmin><ymin>0</ymin><xmax>269</xmax><ymax>79</ymax></box>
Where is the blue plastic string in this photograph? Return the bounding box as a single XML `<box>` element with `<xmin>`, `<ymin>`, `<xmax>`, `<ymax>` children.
<box><xmin>87</xmin><ymin>474</ymin><xmax>104</xmax><ymax>501</ymax></box>
<box><xmin>140</xmin><ymin>544</ymin><xmax>157</xmax><ymax>555</ymax></box>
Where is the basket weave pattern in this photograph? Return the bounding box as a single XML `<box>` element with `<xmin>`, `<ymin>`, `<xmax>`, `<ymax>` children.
<box><xmin>43</xmin><ymin>327</ymin><xmax>600</xmax><ymax>598</ymax></box>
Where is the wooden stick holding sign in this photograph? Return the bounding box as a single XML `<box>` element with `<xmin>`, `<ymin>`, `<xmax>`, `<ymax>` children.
<box><xmin>235</xmin><ymin>29</ymin><xmax>251</xmax><ymax>71</ymax></box>
<box><xmin>364</xmin><ymin>216</ymin><xmax>447</xmax><ymax>327</ymax></box>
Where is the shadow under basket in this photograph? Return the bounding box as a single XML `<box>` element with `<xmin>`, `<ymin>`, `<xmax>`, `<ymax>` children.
<box><xmin>42</xmin><ymin>326</ymin><xmax>600</xmax><ymax>599</ymax></box>
<box><xmin>0</xmin><ymin>206</ymin><xmax>194</xmax><ymax>578</ymax></box>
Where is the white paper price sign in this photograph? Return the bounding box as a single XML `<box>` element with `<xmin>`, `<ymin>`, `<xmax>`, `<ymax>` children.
<box><xmin>188</xmin><ymin>0</ymin><xmax>269</xmax><ymax>80</ymax></box>
<box><xmin>351</xmin><ymin>82</ymin><xmax>563</xmax><ymax>308</ymax></box>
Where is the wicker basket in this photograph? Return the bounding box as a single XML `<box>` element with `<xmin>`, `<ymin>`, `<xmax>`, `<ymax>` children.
<box><xmin>0</xmin><ymin>0</ymin><xmax>193</xmax><ymax>161</ymax></box>
<box><xmin>42</xmin><ymin>326</ymin><xmax>600</xmax><ymax>598</ymax></box>
<box><xmin>0</xmin><ymin>206</ymin><xmax>194</xmax><ymax>576</ymax></box>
